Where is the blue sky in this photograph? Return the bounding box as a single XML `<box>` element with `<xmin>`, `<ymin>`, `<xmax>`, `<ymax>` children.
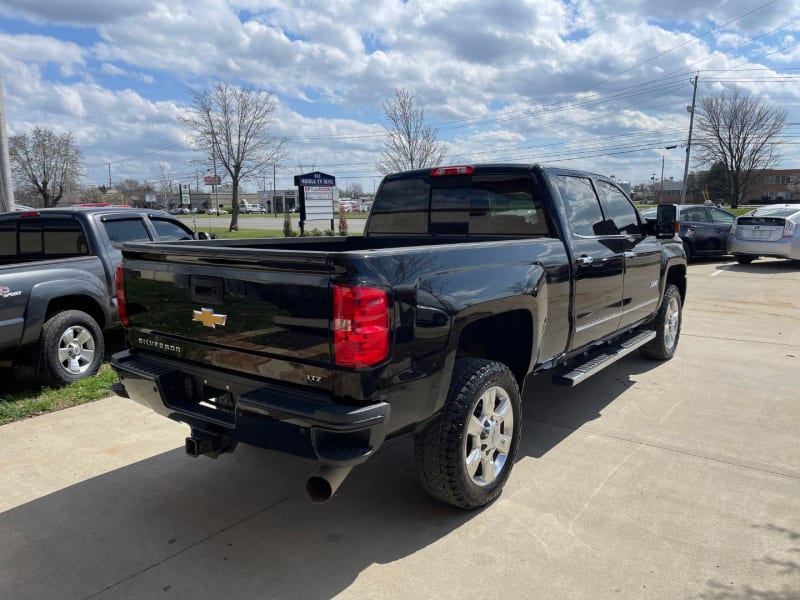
<box><xmin>1</xmin><ymin>0</ymin><xmax>799</xmax><ymax>195</ymax></box>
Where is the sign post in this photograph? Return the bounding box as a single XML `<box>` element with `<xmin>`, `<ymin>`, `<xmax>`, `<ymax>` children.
<box><xmin>293</xmin><ymin>171</ymin><xmax>336</xmax><ymax>236</ymax></box>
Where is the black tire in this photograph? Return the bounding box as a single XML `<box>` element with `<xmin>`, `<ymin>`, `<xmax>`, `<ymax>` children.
<box><xmin>414</xmin><ymin>358</ymin><xmax>521</xmax><ymax>510</ymax></box>
<box><xmin>40</xmin><ymin>310</ymin><xmax>104</xmax><ymax>385</ymax></box>
<box><xmin>735</xmin><ymin>255</ymin><xmax>755</xmax><ymax>264</ymax></box>
<box><xmin>682</xmin><ymin>240</ymin><xmax>693</xmax><ymax>262</ymax></box>
<box><xmin>640</xmin><ymin>284</ymin><xmax>682</xmax><ymax>360</ymax></box>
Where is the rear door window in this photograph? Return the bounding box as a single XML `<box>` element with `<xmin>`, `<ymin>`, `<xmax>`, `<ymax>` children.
<box><xmin>102</xmin><ymin>218</ymin><xmax>151</xmax><ymax>244</ymax></box>
<box><xmin>150</xmin><ymin>218</ymin><xmax>194</xmax><ymax>241</ymax></box>
<box><xmin>554</xmin><ymin>175</ymin><xmax>607</xmax><ymax>237</ymax></box>
<box><xmin>596</xmin><ymin>181</ymin><xmax>641</xmax><ymax>236</ymax></box>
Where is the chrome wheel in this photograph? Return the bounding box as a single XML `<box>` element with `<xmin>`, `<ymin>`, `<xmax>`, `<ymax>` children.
<box><xmin>464</xmin><ymin>385</ymin><xmax>514</xmax><ymax>486</ymax></box>
<box><xmin>57</xmin><ymin>325</ymin><xmax>96</xmax><ymax>375</ymax></box>
<box><xmin>663</xmin><ymin>295</ymin><xmax>681</xmax><ymax>352</ymax></box>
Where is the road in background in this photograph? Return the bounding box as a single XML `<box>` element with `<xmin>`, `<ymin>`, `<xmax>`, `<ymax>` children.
<box><xmin>1</xmin><ymin>258</ymin><xmax>798</xmax><ymax>599</ymax></box>
<box><xmin>179</xmin><ymin>214</ymin><xmax>367</xmax><ymax>234</ymax></box>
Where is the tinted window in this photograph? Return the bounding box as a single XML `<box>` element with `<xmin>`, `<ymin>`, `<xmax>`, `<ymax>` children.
<box><xmin>150</xmin><ymin>218</ymin><xmax>194</xmax><ymax>241</ymax></box>
<box><xmin>597</xmin><ymin>181</ymin><xmax>640</xmax><ymax>235</ymax></box>
<box><xmin>369</xmin><ymin>173</ymin><xmax>551</xmax><ymax>236</ymax></box>
<box><xmin>555</xmin><ymin>175</ymin><xmax>606</xmax><ymax>237</ymax></box>
<box><xmin>2</xmin><ymin>217</ymin><xmax>88</xmax><ymax>258</ymax></box>
<box><xmin>0</xmin><ymin>222</ymin><xmax>14</xmax><ymax>256</ymax></box>
<box><xmin>431</xmin><ymin>175</ymin><xmax>550</xmax><ymax>236</ymax></box>
<box><xmin>103</xmin><ymin>218</ymin><xmax>151</xmax><ymax>244</ymax></box>
<box><xmin>368</xmin><ymin>177</ymin><xmax>430</xmax><ymax>234</ymax></box>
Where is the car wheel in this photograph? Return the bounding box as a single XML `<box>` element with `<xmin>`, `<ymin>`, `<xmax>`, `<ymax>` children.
<box><xmin>414</xmin><ymin>358</ymin><xmax>521</xmax><ymax>510</ymax></box>
<box><xmin>735</xmin><ymin>255</ymin><xmax>755</xmax><ymax>264</ymax></box>
<box><xmin>640</xmin><ymin>284</ymin><xmax>682</xmax><ymax>360</ymax></box>
<box><xmin>40</xmin><ymin>310</ymin><xmax>104</xmax><ymax>385</ymax></box>
<box><xmin>682</xmin><ymin>240</ymin><xmax>693</xmax><ymax>262</ymax></box>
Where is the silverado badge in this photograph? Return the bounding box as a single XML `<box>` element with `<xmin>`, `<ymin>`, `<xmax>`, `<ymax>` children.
<box><xmin>193</xmin><ymin>307</ymin><xmax>227</xmax><ymax>328</ymax></box>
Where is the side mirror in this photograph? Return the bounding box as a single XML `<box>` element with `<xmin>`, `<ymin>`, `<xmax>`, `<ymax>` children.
<box><xmin>655</xmin><ymin>204</ymin><xmax>678</xmax><ymax>239</ymax></box>
<box><xmin>196</xmin><ymin>231</ymin><xmax>211</xmax><ymax>240</ymax></box>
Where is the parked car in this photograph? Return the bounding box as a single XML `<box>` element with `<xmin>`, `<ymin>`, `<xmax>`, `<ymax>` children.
<box><xmin>207</xmin><ymin>207</ymin><xmax>227</xmax><ymax>215</ymax></box>
<box><xmin>169</xmin><ymin>207</ymin><xmax>191</xmax><ymax>215</ymax></box>
<box><xmin>727</xmin><ymin>204</ymin><xmax>800</xmax><ymax>264</ymax></box>
<box><xmin>0</xmin><ymin>207</ymin><xmax>205</xmax><ymax>384</ymax></box>
<box><xmin>641</xmin><ymin>204</ymin><xmax>735</xmax><ymax>261</ymax></box>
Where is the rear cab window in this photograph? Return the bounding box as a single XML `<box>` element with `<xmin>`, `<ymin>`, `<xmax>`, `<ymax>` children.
<box><xmin>0</xmin><ymin>216</ymin><xmax>89</xmax><ymax>261</ymax></box>
<box><xmin>368</xmin><ymin>168</ymin><xmax>553</xmax><ymax>237</ymax></box>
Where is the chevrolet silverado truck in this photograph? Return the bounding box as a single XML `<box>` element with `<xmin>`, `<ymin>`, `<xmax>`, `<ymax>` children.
<box><xmin>0</xmin><ymin>206</ymin><xmax>202</xmax><ymax>385</ymax></box>
<box><xmin>111</xmin><ymin>164</ymin><xmax>685</xmax><ymax>509</ymax></box>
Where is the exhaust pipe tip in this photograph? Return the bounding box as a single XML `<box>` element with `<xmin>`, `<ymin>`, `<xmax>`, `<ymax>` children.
<box><xmin>305</xmin><ymin>466</ymin><xmax>353</xmax><ymax>503</ymax></box>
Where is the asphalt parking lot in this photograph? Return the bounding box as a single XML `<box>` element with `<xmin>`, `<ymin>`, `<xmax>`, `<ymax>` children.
<box><xmin>1</xmin><ymin>258</ymin><xmax>799</xmax><ymax>600</ymax></box>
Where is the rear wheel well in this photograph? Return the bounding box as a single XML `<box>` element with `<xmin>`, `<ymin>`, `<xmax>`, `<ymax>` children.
<box><xmin>455</xmin><ymin>310</ymin><xmax>532</xmax><ymax>389</ymax></box>
<box><xmin>46</xmin><ymin>296</ymin><xmax>108</xmax><ymax>329</ymax></box>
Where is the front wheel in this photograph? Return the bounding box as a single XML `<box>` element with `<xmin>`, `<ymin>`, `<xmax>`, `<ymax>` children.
<box><xmin>40</xmin><ymin>310</ymin><xmax>104</xmax><ymax>385</ymax></box>
<box><xmin>414</xmin><ymin>358</ymin><xmax>522</xmax><ymax>510</ymax></box>
<box><xmin>640</xmin><ymin>284</ymin><xmax>682</xmax><ymax>360</ymax></box>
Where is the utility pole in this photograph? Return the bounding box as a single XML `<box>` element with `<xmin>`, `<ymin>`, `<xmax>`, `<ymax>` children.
<box><xmin>680</xmin><ymin>74</ymin><xmax>699</xmax><ymax>205</ymax></box>
<box><xmin>0</xmin><ymin>80</ymin><xmax>15</xmax><ymax>211</ymax></box>
<box><xmin>108</xmin><ymin>162</ymin><xmax>112</xmax><ymax>188</ymax></box>
<box><xmin>273</xmin><ymin>161</ymin><xmax>277</xmax><ymax>216</ymax></box>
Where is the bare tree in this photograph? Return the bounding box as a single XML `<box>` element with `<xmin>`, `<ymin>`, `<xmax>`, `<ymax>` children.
<box><xmin>158</xmin><ymin>163</ymin><xmax>173</xmax><ymax>209</ymax></box>
<box><xmin>9</xmin><ymin>126</ymin><xmax>83</xmax><ymax>207</ymax></box>
<box><xmin>694</xmin><ymin>90</ymin><xmax>786</xmax><ymax>208</ymax></box>
<box><xmin>179</xmin><ymin>82</ymin><xmax>287</xmax><ymax>230</ymax></box>
<box><xmin>378</xmin><ymin>88</ymin><xmax>448</xmax><ymax>175</ymax></box>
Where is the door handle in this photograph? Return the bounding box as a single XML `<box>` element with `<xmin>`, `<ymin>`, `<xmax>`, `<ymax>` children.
<box><xmin>577</xmin><ymin>256</ymin><xmax>594</xmax><ymax>266</ymax></box>
<box><xmin>623</xmin><ymin>251</ymin><xmax>636</xmax><ymax>258</ymax></box>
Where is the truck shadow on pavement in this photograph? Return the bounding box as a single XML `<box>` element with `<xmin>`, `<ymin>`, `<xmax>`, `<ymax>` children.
<box><xmin>519</xmin><ymin>354</ymin><xmax>661</xmax><ymax>459</ymax></box>
<box><xmin>0</xmin><ymin>356</ymin><xmax>662</xmax><ymax>600</ymax></box>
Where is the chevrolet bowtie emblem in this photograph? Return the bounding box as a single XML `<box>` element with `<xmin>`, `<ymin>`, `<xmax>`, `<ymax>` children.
<box><xmin>192</xmin><ymin>307</ymin><xmax>227</xmax><ymax>328</ymax></box>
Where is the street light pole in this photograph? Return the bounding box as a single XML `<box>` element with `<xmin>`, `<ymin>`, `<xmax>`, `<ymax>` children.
<box><xmin>680</xmin><ymin>74</ymin><xmax>699</xmax><ymax>205</ymax></box>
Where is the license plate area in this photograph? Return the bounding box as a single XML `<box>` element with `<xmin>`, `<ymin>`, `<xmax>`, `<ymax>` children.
<box><xmin>166</xmin><ymin>375</ymin><xmax>237</xmax><ymax>427</ymax></box>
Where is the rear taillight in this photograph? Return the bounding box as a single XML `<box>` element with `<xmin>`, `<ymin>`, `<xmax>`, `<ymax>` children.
<box><xmin>332</xmin><ymin>285</ymin><xmax>389</xmax><ymax>368</ymax></box>
<box><xmin>115</xmin><ymin>265</ymin><xmax>129</xmax><ymax>327</ymax></box>
<box><xmin>431</xmin><ymin>165</ymin><xmax>474</xmax><ymax>176</ymax></box>
<box><xmin>783</xmin><ymin>220</ymin><xmax>796</xmax><ymax>238</ymax></box>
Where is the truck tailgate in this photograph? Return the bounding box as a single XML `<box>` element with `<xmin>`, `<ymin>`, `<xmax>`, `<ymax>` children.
<box><xmin>121</xmin><ymin>244</ymin><xmax>334</xmax><ymax>387</ymax></box>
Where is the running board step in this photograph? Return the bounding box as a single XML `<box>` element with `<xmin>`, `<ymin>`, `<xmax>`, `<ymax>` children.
<box><xmin>552</xmin><ymin>330</ymin><xmax>656</xmax><ymax>387</ymax></box>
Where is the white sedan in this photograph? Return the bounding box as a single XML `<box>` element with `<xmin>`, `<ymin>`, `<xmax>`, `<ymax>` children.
<box><xmin>728</xmin><ymin>204</ymin><xmax>800</xmax><ymax>264</ymax></box>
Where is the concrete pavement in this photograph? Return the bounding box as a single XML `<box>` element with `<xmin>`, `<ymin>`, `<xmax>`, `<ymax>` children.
<box><xmin>1</xmin><ymin>258</ymin><xmax>798</xmax><ymax>599</ymax></box>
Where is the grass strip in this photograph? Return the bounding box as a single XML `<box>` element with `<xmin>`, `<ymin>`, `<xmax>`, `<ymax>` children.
<box><xmin>0</xmin><ymin>365</ymin><xmax>119</xmax><ymax>426</ymax></box>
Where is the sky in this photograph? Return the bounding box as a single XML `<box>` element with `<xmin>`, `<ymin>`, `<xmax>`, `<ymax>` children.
<box><xmin>1</xmin><ymin>0</ymin><xmax>799</xmax><ymax>196</ymax></box>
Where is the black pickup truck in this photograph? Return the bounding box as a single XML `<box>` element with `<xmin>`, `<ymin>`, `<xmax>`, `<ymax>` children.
<box><xmin>0</xmin><ymin>207</ymin><xmax>200</xmax><ymax>384</ymax></box>
<box><xmin>111</xmin><ymin>164</ymin><xmax>685</xmax><ymax>509</ymax></box>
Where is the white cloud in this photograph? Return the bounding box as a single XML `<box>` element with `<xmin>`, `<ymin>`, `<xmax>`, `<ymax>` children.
<box><xmin>1</xmin><ymin>0</ymin><xmax>798</xmax><ymax>189</ymax></box>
